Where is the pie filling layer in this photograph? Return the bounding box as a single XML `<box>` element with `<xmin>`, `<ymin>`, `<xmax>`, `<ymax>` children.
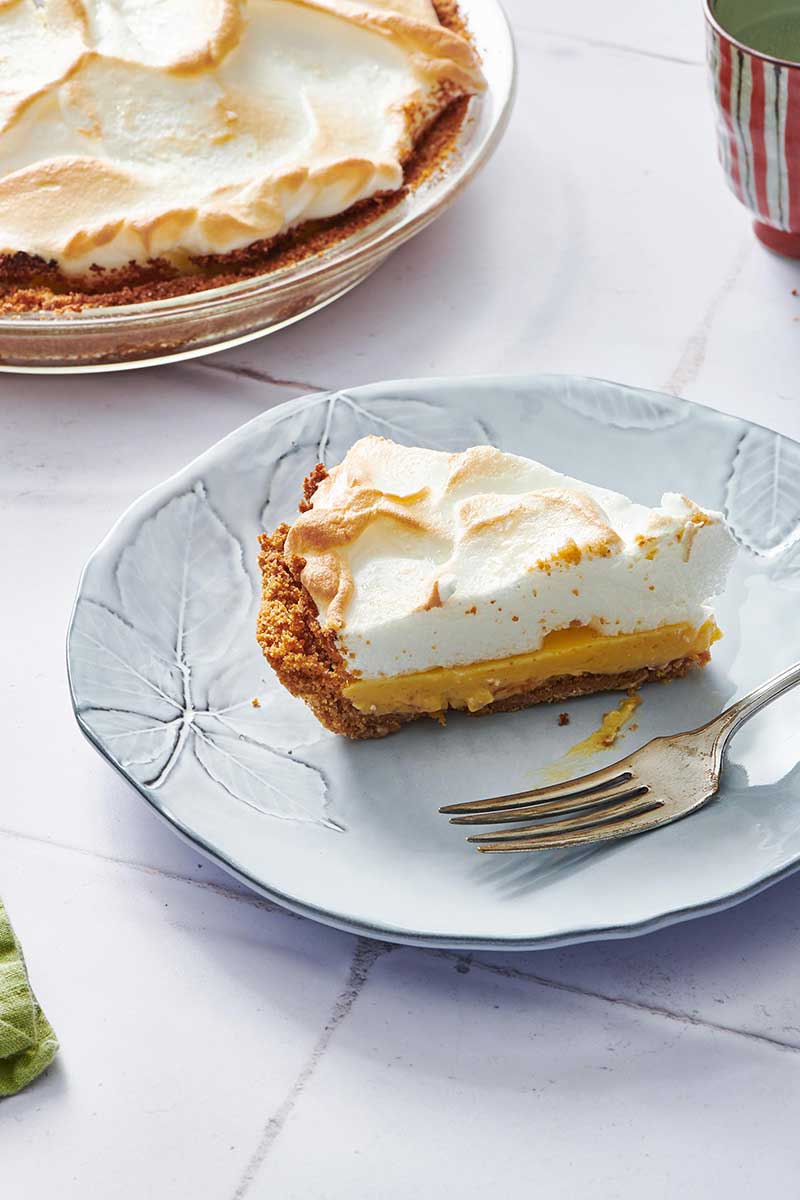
<box><xmin>342</xmin><ymin>620</ymin><xmax>720</xmax><ymax>715</ymax></box>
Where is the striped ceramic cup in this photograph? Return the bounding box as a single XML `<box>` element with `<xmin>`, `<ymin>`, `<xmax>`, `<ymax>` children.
<box><xmin>705</xmin><ymin>0</ymin><xmax>800</xmax><ymax>255</ymax></box>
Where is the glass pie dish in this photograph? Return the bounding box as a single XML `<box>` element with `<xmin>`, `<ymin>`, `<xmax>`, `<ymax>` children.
<box><xmin>0</xmin><ymin>0</ymin><xmax>514</xmax><ymax>374</ymax></box>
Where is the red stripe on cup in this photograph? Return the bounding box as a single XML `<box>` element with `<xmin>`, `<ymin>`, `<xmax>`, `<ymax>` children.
<box><xmin>749</xmin><ymin>56</ymin><xmax>770</xmax><ymax>220</ymax></box>
<box><xmin>718</xmin><ymin>35</ymin><xmax>744</xmax><ymax>202</ymax></box>
<box><xmin>786</xmin><ymin>67</ymin><xmax>800</xmax><ymax>229</ymax></box>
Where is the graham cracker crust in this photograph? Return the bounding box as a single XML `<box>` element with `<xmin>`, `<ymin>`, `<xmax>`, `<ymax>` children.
<box><xmin>0</xmin><ymin>2</ymin><xmax>472</xmax><ymax>315</ymax></box>
<box><xmin>258</xmin><ymin>524</ymin><xmax>414</xmax><ymax>740</ymax></box>
<box><xmin>256</xmin><ymin>479</ymin><xmax>713</xmax><ymax>741</ymax></box>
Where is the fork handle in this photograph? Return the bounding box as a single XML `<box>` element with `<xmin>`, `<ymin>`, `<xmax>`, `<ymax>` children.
<box><xmin>710</xmin><ymin>659</ymin><xmax>800</xmax><ymax>744</ymax></box>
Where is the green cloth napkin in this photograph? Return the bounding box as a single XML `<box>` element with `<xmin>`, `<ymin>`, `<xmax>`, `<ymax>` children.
<box><xmin>0</xmin><ymin>898</ymin><xmax>58</xmax><ymax>1097</ymax></box>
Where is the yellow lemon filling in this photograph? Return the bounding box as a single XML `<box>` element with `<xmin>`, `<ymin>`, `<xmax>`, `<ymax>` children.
<box><xmin>343</xmin><ymin>620</ymin><xmax>720</xmax><ymax>716</ymax></box>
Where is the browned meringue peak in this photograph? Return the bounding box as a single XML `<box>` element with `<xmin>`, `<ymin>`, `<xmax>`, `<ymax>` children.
<box><xmin>293</xmin><ymin>0</ymin><xmax>483</xmax><ymax>87</ymax></box>
<box><xmin>84</xmin><ymin>0</ymin><xmax>243</xmax><ymax>71</ymax></box>
<box><xmin>0</xmin><ymin>0</ymin><xmax>484</xmax><ymax>271</ymax></box>
<box><xmin>290</xmin><ymin>440</ymin><xmax>629</xmax><ymax>629</ymax></box>
<box><xmin>0</xmin><ymin>0</ymin><xmax>85</xmax><ymax>136</ymax></box>
<box><xmin>457</xmin><ymin>489</ymin><xmax>622</xmax><ymax>554</ymax></box>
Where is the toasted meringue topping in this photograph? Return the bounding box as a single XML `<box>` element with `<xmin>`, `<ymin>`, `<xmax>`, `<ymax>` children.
<box><xmin>0</xmin><ymin>0</ymin><xmax>483</xmax><ymax>272</ymax></box>
<box><xmin>289</xmin><ymin>437</ymin><xmax>737</xmax><ymax>678</ymax></box>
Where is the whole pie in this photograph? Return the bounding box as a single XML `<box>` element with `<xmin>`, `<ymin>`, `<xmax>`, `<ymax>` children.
<box><xmin>0</xmin><ymin>0</ymin><xmax>484</xmax><ymax>311</ymax></box>
<box><xmin>257</xmin><ymin>437</ymin><xmax>737</xmax><ymax>739</ymax></box>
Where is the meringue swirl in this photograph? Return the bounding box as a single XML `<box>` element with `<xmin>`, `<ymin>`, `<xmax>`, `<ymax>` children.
<box><xmin>0</xmin><ymin>0</ymin><xmax>483</xmax><ymax>272</ymax></box>
<box><xmin>288</xmin><ymin>437</ymin><xmax>737</xmax><ymax>679</ymax></box>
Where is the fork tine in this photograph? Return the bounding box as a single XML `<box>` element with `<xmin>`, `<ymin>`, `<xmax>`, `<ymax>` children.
<box><xmin>448</xmin><ymin>783</ymin><xmax>650</xmax><ymax>825</ymax></box>
<box><xmin>439</xmin><ymin>764</ymin><xmax>633</xmax><ymax>817</ymax></box>
<box><xmin>472</xmin><ymin>803</ymin><xmax>669</xmax><ymax>852</ymax></box>
<box><xmin>466</xmin><ymin>794</ymin><xmax>663</xmax><ymax>844</ymax></box>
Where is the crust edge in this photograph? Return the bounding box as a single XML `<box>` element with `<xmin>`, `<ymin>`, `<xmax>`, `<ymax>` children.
<box><xmin>257</xmin><ymin>523</ymin><xmax>413</xmax><ymax>739</ymax></box>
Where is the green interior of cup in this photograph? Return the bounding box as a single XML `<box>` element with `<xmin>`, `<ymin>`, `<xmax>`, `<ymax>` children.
<box><xmin>713</xmin><ymin>0</ymin><xmax>800</xmax><ymax>61</ymax></box>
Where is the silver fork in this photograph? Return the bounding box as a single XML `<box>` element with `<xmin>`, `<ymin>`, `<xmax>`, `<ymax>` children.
<box><xmin>440</xmin><ymin>661</ymin><xmax>800</xmax><ymax>853</ymax></box>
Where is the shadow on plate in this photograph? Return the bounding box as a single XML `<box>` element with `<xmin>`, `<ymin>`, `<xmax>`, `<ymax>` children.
<box><xmin>465</xmin><ymin>757</ymin><xmax>800</xmax><ymax>902</ymax></box>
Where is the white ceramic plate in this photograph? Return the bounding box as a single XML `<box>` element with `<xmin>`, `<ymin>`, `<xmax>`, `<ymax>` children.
<box><xmin>67</xmin><ymin>376</ymin><xmax>800</xmax><ymax>949</ymax></box>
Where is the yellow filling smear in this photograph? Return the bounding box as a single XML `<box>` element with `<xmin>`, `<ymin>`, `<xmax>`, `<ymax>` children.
<box><xmin>343</xmin><ymin>620</ymin><xmax>720</xmax><ymax>716</ymax></box>
<box><xmin>567</xmin><ymin>693</ymin><xmax>642</xmax><ymax>757</ymax></box>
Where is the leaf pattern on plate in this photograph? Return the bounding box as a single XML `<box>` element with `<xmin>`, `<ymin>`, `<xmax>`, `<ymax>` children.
<box><xmin>725</xmin><ymin>426</ymin><xmax>800</xmax><ymax>558</ymax></box>
<box><xmin>71</xmin><ymin>485</ymin><xmax>338</xmax><ymax>829</ymax></box>
<box><xmin>70</xmin><ymin>601</ymin><xmax>183</xmax><ymax>722</ymax></box>
<box><xmin>193</xmin><ymin>721</ymin><xmax>341</xmax><ymax>831</ymax></box>
<box><xmin>557</xmin><ymin>378</ymin><xmax>688</xmax><ymax>430</ymax></box>
<box><xmin>79</xmin><ymin>709</ymin><xmax>184</xmax><ymax>787</ymax></box>
<box><xmin>262</xmin><ymin>390</ymin><xmax>492</xmax><ymax>526</ymax></box>
<box><xmin>116</xmin><ymin>482</ymin><xmax>251</xmax><ymax>665</ymax></box>
<box><xmin>196</xmin><ymin>652</ymin><xmax>327</xmax><ymax>752</ymax></box>
<box><xmin>769</xmin><ymin>541</ymin><xmax>800</xmax><ymax>581</ymax></box>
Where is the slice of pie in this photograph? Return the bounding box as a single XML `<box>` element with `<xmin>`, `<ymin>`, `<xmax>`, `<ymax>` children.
<box><xmin>0</xmin><ymin>0</ymin><xmax>483</xmax><ymax>311</ymax></box>
<box><xmin>257</xmin><ymin>437</ymin><xmax>736</xmax><ymax>739</ymax></box>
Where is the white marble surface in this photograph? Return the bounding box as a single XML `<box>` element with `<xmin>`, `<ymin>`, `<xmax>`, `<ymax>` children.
<box><xmin>3</xmin><ymin>1</ymin><xmax>800</xmax><ymax>1193</ymax></box>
